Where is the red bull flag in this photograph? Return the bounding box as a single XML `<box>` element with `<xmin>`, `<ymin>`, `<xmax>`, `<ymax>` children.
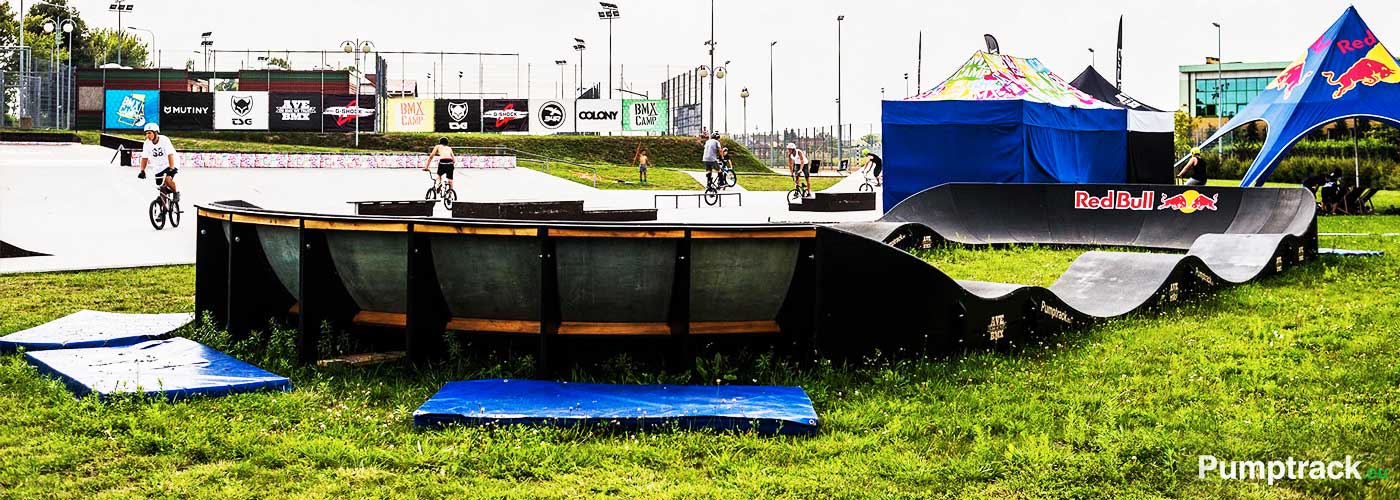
<box><xmin>1195</xmin><ymin>6</ymin><xmax>1400</xmax><ymax>187</ymax></box>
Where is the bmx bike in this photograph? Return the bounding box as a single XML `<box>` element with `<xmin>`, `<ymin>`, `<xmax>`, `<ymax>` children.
<box><xmin>424</xmin><ymin>171</ymin><xmax>458</xmax><ymax>210</ymax></box>
<box><xmin>148</xmin><ymin>176</ymin><xmax>182</xmax><ymax>230</ymax></box>
<box><xmin>703</xmin><ymin>162</ymin><xmax>737</xmax><ymax>206</ymax></box>
<box><xmin>787</xmin><ymin>177</ymin><xmax>811</xmax><ymax>203</ymax></box>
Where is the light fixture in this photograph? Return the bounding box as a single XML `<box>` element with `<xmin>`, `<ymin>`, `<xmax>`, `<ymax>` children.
<box><xmin>697</xmin><ymin>65</ymin><xmax>709</xmax><ymax>78</ymax></box>
<box><xmin>739</xmin><ymin>88</ymin><xmax>749</xmax><ymax>98</ymax></box>
<box><xmin>341</xmin><ymin>41</ymin><xmax>354</xmax><ymax>53</ymax></box>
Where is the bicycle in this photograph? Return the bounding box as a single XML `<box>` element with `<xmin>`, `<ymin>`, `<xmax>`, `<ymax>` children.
<box><xmin>424</xmin><ymin>170</ymin><xmax>457</xmax><ymax>210</ymax></box>
<box><xmin>702</xmin><ymin>161</ymin><xmax>737</xmax><ymax>206</ymax></box>
<box><xmin>787</xmin><ymin>176</ymin><xmax>811</xmax><ymax>203</ymax></box>
<box><xmin>148</xmin><ymin>176</ymin><xmax>181</xmax><ymax>230</ymax></box>
<box><xmin>858</xmin><ymin>169</ymin><xmax>879</xmax><ymax>192</ymax></box>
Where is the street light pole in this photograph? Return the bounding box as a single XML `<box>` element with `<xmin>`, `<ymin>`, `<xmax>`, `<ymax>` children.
<box><xmin>904</xmin><ymin>73</ymin><xmax>908</xmax><ymax>98</ymax></box>
<box><xmin>837</xmin><ymin>15</ymin><xmax>844</xmax><ymax>165</ymax></box>
<box><xmin>127</xmin><ymin>26</ymin><xmax>156</xmax><ymax>68</ymax></box>
<box><xmin>769</xmin><ymin>41</ymin><xmax>776</xmax><ymax>143</ymax></box>
<box><xmin>740</xmin><ymin>87</ymin><xmax>749</xmax><ymax>141</ymax></box>
<box><xmin>597</xmin><ymin>3</ymin><xmax>620</xmax><ymax>99</ymax></box>
<box><xmin>708</xmin><ymin>0</ymin><xmax>715</xmax><ymax>133</ymax></box>
<box><xmin>1213</xmin><ymin>21</ymin><xmax>1223</xmax><ymax>155</ymax></box>
<box><xmin>1088</xmin><ymin>47</ymin><xmax>1095</xmax><ymax>68</ymax></box>
<box><xmin>109</xmin><ymin>0</ymin><xmax>133</xmax><ymax>67</ymax></box>
<box><xmin>574</xmin><ymin>39</ymin><xmax>586</xmax><ymax>96</ymax></box>
<box><xmin>555</xmin><ymin>60</ymin><xmax>567</xmax><ymax>98</ymax></box>
<box><xmin>724</xmin><ymin>60</ymin><xmax>730</xmax><ymax>134</ymax></box>
<box><xmin>342</xmin><ymin>39</ymin><xmax>373</xmax><ymax>147</ymax></box>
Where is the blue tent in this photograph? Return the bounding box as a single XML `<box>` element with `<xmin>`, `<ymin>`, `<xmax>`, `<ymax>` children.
<box><xmin>883</xmin><ymin>52</ymin><xmax>1128</xmax><ymax>209</ymax></box>
<box><xmin>1199</xmin><ymin>6</ymin><xmax>1400</xmax><ymax>186</ymax></box>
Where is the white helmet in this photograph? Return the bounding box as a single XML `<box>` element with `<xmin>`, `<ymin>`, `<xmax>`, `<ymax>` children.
<box><xmin>143</xmin><ymin>122</ymin><xmax>160</xmax><ymax>133</ymax></box>
<box><xmin>786</xmin><ymin>142</ymin><xmax>797</xmax><ymax>150</ymax></box>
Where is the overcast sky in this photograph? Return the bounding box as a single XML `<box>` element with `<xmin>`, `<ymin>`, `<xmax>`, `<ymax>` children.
<box><xmin>42</xmin><ymin>0</ymin><xmax>1400</xmax><ymax>132</ymax></box>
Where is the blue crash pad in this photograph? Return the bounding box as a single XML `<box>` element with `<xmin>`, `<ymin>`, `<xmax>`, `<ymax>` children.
<box><xmin>413</xmin><ymin>379</ymin><xmax>820</xmax><ymax>436</ymax></box>
<box><xmin>24</xmin><ymin>337</ymin><xmax>291</xmax><ymax>400</ymax></box>
<box><xmin>0</xmin><ymin>310</ymin><xmax>195</xmax><ymax>353</ymax></box>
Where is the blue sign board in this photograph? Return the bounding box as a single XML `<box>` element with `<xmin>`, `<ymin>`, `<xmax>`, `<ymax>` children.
<box><xmin>104</xmin><ymin>90</ymin><xmax>160</xmax><ymax>129</ymax></box>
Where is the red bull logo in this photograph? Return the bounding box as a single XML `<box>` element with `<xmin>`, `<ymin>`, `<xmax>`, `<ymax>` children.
<box><xmin>1158</xmin><ymin>190</ymin><xmax>1219</xmax><ymax>214</ymax></box>
<box><xmin>1073</xmin><ymin>190</ymin><xmax>1155</xmax><ymax>210</ymax></box>
<box><xmin>1321</xmin><ymin>43</ymin><xmax>1400</xmax><ymax>99</ymax></box>
<box><xmin>1265</xmin><ymin>55</ymin><xmax>1311</xmax><ymax>99</ymax></box>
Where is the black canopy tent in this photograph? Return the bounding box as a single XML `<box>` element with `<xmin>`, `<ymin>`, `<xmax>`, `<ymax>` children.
<box><xmin>1071</xmin><ymin>66</ymin><xmax>1175</xmax><ymax>184</ymax></box>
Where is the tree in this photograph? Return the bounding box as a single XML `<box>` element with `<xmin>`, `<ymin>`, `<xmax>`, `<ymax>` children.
<box><xmin>860</xmin><ymin>133</ymin><xmax>879</xmax><ymax>145</ymax></box>
<box><xmin>22</xmin><ymin>0</ymin><xmax>93</xmax><ymax>68</ymax></box>
<box><xmin>1173</xmin><ymin>109</ymin><xmax>1194</xmax><ymax>155</ymax></box>
<box><xmin>266</xmin><ymin>57</ymin><xmax>291</xmax><ymax>70</ymax></box>
<box><xmin>0</xmin><ymin>1</ymin><xmax>18</xmax><ymax>71</ymax></box>
<box><xmin>87</xmin><ymin>28</ymin><xmax>149</xmax><ymax>68</ymax></box>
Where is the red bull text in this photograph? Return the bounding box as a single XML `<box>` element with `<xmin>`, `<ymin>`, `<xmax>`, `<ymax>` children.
<box><xmin>1074</xmin><ymin>190</ymin><xmax>1222</xmax><ymax>214</ymax></box>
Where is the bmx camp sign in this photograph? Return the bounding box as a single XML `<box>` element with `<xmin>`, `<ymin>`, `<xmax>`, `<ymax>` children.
<box><xmin>622</xmin><ymin>99</ymin><xmax>668</xmax><ymax>133</ymax></box>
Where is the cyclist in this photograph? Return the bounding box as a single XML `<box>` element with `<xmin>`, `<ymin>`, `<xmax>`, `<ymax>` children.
<box><xmin>136</xmin><ymin>122</ymin><xmax>179</xmax><ymax>206</ymax></box>
<box><xmin>423</xmin><ymin>137</ymin><xmax>456</xmax><ymax>191</ymax></box>
<box><xmin>702</xmin><ymin>132</ymin><xmax>722</xmax><ymax>188</ymax></box>
<box><xmin>785</xmin><ymin>142</ymin><xmax>811</xmax><ymax>197</ymax></box>
<box><xmin>860</xmin><ymin>148</ymin><xmax>883</xmax><ymax>186</ymax></box>
<box><xmin>1177</xmin><ymin>147</ymin><xmax>1208</xmax><ymax>186</ymax></box>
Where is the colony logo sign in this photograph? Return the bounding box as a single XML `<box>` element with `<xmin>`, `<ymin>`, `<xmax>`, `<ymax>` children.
<box><xmin>1320</xmin><ymin>38</ymin><xmax>1400</xmax><ymax>99</ymax></box>
<box><xmin>214</xmin><ymin>91</ymin><xmax>268</xmax><ymax>130</ymax></box>
<box><xmin>574</xmin><ymin>99</ymin><xmax>622</xmax><ymax>133</ymax></box>
<box><xmin>539</xmin><ymin>101</ymin><xmax>566</xmax><ymax>129</ymax></box>
<box><xmin>1073</xmin><ymin>189</ymin><xmax>1221</xmax><ymax>213</ymax></box>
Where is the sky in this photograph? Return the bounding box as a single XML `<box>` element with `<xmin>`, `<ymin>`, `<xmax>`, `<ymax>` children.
<box><xmin>31</xmin><ymin>0</ymin><xmax>1400</xmax><ymax>133</ymax></box>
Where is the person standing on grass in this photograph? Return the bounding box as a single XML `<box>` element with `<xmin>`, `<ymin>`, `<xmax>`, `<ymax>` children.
<box><xmin>702</xmin><ymin>132</ymin><xmax>722</xmax><ymax>188</ymax></box>
<box><xmin>637</xmin><ymin>149</ymin><xmax>650</xmax><ymax>185</ymax></box>
<box><xmin>1177</xmin><ymin>147</ymin><xmax>1208</xmax><ymax>186</ymax></box>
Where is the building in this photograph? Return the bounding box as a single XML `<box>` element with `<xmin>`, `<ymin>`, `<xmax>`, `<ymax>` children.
<box><xmin>1178</xmin><ymin>60</ymin><xmax>1288</xmax><ymax>118</ymax></box>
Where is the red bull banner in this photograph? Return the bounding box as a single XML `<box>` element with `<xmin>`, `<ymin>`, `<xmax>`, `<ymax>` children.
<box><xmin>1198</xmin><ymin>6</ymin><xmax>1400</xmax><ymax>187</ymax></box>
<box><xmin>1073</xmin><ymin>189</ymin><xmax>1221</xmax><ymax>213</ymax></box>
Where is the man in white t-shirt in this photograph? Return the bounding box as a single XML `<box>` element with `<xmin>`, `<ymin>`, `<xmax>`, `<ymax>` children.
<box><xmin>136</xmin><ymin>122</ymin><xmax>179</xmax><ymax>202</ymax></box>
<box><xmin>786</xmin><ymin>142</ymin><xmax>811</xmax><ymax>197</ymax></box>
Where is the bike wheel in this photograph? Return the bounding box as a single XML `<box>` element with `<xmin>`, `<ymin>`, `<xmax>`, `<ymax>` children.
<box><xmin>148</xmin><ymin>199</ymin><xmax>166</xmax><ymax>230</ymax></box>
<box><xmin>425</xmin><ymin>187</ymin><xmax>438</xmax><ymax>201</ymax></box>
<box><xmin>704</xmin><ymin>187</ymin><xmax>719</xmax><ymax>206</ymax></box>
<box><xmin>788</xmin><ymin>189</ymin><xmax>802</xmax><ymax>203</ymax></box>
<box><xmin>443</xmin><ymin>189</ymin><xmax>457</xmax><ymax>210</ymax></box>
<box><xmin>859</xmin><ymin>182</ymin><xmax>873</xmax><ymax>192</ymax></box>
<box><xmin>726</xmin><ymin>171</ymin><xmax>738</xmax><ymax>188</ymax></box>
<box><xmin>169</xmin><ymin>200</ymin><xmax>182</xmax><ymax>227</ymax></box>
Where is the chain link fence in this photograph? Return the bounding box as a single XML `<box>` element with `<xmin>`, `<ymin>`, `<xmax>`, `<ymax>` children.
<box><xmin>735</xmin><ymin>124</ymin><xmax>879</xmax><ymax>171</ymax></box>
<box><xmin>2</xmin><ymin>59</ymin><xmax>77</xmax><ymax>129</ymax></box>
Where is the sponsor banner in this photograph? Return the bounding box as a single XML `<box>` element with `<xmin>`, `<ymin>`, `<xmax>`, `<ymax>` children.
<box><xmin>482</xmin><ymin>99</ymin><xmax>529</xmax><ymax>133</ymax></box>
<box><xmin>1072</xmin><ymin>189</ymin><xmax>1221</xmax><ymax>213</ymax></box>
<box><xmin>159</xmin><ymin>91</ymin><xmax>214</xmax><ymax>131</ymax></box>
<box><xmin>322</xmin><ymin>94</ymin><xmax>377</xmax><ymax>132</ymax></box>
<box><xmin>529</xmin><ymin>99</ymin><xmax>572</xmax><ymax>134</ymax></box>
<box><xmin>214</xmin><ymin>91</ymin><xmax>269</xmax><ymax>130</ymax></box>
<box><xmin>622</xmin><ymin>99</ymin><xmax>668</xmax><ymax>132</ymax></box>
<box><xmin>386</xmin><ymin>97</ymin><xmax>436</xmax><ymax>133</ymax></box>
<box><xmin>103</xmin><ymin>90</ymin><xmax>159</xmax><ymax>129</ymax></box>
<box><xmin>435</xmin><ymin>99</ymin><xmax>481</xmax><ymax>132</ymax></box>
<box><xmin>165</xmin><ymin>152</ymin><xmax>516</xmax><ymax>169</ymax></box>
<box><xmin>574</xmin><ymin>99</ymin><xmax>622</xmax><ymax>133</ymax></box>
<box><xmin>269</xmin><ymin>92</ymin><xmax>323</xmax><ymax>131</ymax></box>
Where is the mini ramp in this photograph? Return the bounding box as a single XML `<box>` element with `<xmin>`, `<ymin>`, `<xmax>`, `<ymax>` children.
<box><xmin>191</xmin><ymin>183</ymin><xmax>1316</xmax><ymax>370</ymax></box>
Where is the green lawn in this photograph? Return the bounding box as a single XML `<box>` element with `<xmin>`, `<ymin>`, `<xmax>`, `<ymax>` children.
<box><xmin>738</xmin><ymin>174</ymin><xmax>844</xmax><ymax>192</ymax></box>
<box><xmin>1</xmin><ymin>218</ymin><xmax>1397</xmax><ymax>498</ymax></box>
<box><xmin>1206</xmin><ymin>179</ymin><xmax>1399</xmax><ymax>213</ymax></box>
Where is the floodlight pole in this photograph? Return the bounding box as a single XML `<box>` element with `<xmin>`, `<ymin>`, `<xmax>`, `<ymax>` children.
<box><xmin>837</xmin><ymin>15</ymin><xmax>844</xmax><ymax>166</ymax></box>
<box><xmin>770</xmin><ymin>41</ymin><xmax>777</xmax><ymax>148</ymax></box>
<box><xmin>1214</xmin><ymin>22</ymin><xmax>1222</xmax><ymax>156</ymax></box>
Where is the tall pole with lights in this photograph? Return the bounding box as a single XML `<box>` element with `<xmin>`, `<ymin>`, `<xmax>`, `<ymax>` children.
<box><xmin>109</xmin><ymin>0</ymin><xmax>134</xmax><ymax>66</ymax></box>
<box><xmin>127</xmin><ymin>26</ymin><xmax>156</xmax><ymax>68</ymax></box>
<box><xmin>1088</xmin><ymin>47</ymin><xmax>1095</xmax><ymax>68</ymax></box>
<box><xmin>597</xmin><ymin>3</ymin><xmax>620</xmax><ymax>99</ymax></box>
<box><xmin>342</xmin><ymin>39</ymin><xmax>374</xmax><ymax>147</ymax></box>
<box><xmin>201</xmin><ymin>32</ymin><xmax>213</xmax><ymax>71</ymax></box>
<box><xmin>769</xmin><ymin>41</ymin><xmax>776</xmax><ymax>143</ymax></box>
<box><xmin>573</xmin><ymin>39</ymin><xmax>586</xmax><ymax>96</ymax></box>
<box><xmin>740</xmin><ymin>87</ymin><xmax>749</xmax><ymax>140</ymax></box>
<box><xmin>555</xmin><ymin>60</ymin><xmax>567</xmax><ymax>98</ymax></box>
<box><xmin>837</xmin><ymin>15</ymin><xmax>844</xmax><ymax>164</ymax></box>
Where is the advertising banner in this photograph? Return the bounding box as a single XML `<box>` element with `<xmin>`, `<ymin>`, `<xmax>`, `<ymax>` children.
<box><xmin>574</xmin><ymin>99</ymin><xmax>622</xmax><ymax>133</ymax></box>
<box><xmin>103</xmin><ymin>90</ymin><xmax>159</xmax><ymax>129</ymax></box>
<box><xmin>386</xmin><ymin>98</ymin><xmax>436</xmax><ymax>133</ymax></box>
<box><xmin>323</xmin><ymin>94</ymin><xmax>377</xmax><ymax>133</ymax></box>
<box><xmin>435</xmin><ymin>99</ymin><xmax>481</xmax><ymax>132</ymax></box>
<box><xmin>529</xmin><ymin>99</ymin><xmax>571</xmax><ymax>134</ymax></box>
<box><xmin>269</xmin><ymin>92</ymin><xmax>323</xmax><ymax>131</ymax></box>
<box><xmin>481</xmin><ymin>99</ymin><xmax>529</xmax><ymax>133</ymax></box>
<box><xmin>213</xmin><ymin>91</ymin><xmax>269</xmax><ymax>130</ymax></box>
<box><xmin>158</xmin><ymin>91</ymin><xmax>214</xmax><ymax>131</ymax></box>
<box><xmin>622</xmin><ymin>99</ymin><xmax>669</xmax><ymax>133</ymax></box>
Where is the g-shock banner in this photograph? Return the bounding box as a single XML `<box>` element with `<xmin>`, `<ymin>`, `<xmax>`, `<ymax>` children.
<box><xmin>269</xmin><ymin>92</ymin><xmax>323</xmax><ymax>131</ymax></box>
<box><xmin>322</xmin><ymin>94</ymin><xmax>377</xmax><ymax>132</ymax></box>
<box><xmin>158</xmin><ymin>91</ymin><xmax>213</xmax><ymax>131</ymax></box>
<box><xmin>435</xmin><ymin>99</ymin><xmax>482</xmax><ymax>132</ymax></box>
<box><xmin>481</xmin><ymin>99</ymin><xmax>529</xmax><ymax>133</ymax></box>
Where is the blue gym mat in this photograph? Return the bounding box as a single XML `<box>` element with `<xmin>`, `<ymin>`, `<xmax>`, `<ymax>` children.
<box><xmin>0</xmin><ymin>310</ymin><xmax>195</xmax><ymax>353</ymax></box>
<box><xmin>413</xmin><ymin>379</ymin><xmax>819</xmax><ymax>436</ymax></box>
<box><xmin>24</xmin><ymin>337</ymin><xmax>291</xmax><ymax>400</ymax></box>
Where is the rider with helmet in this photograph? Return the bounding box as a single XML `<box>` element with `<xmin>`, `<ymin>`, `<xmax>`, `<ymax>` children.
<box><xmin>702</xmin><ymin>132</ymin><xmax>722</xmax><ymax>187</ymax></box>
<box><xmin>785</xmin><ymin>142</ymin><xmax>811</xmax><ymax>197</ymax></box>
<box><xmin>424</xmin><ymin>137</ymin><xmax>457</xmax><ymax>190</ymax></box>
<box><xmin>136</xmin><ymin>122</ymin><xmax>179</xmax><ymax>202</ymax></box>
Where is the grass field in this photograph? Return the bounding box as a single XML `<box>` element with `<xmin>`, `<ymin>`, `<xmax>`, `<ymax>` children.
<box><xmin>738</xmin><ymin>174</ymin><xmax>844</xmax><ymax>192</ymax></box>
<box><xmin>1</xmin><ymin>217</ymin><xmax>1397</xmax><ymax>498</ymax></box>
